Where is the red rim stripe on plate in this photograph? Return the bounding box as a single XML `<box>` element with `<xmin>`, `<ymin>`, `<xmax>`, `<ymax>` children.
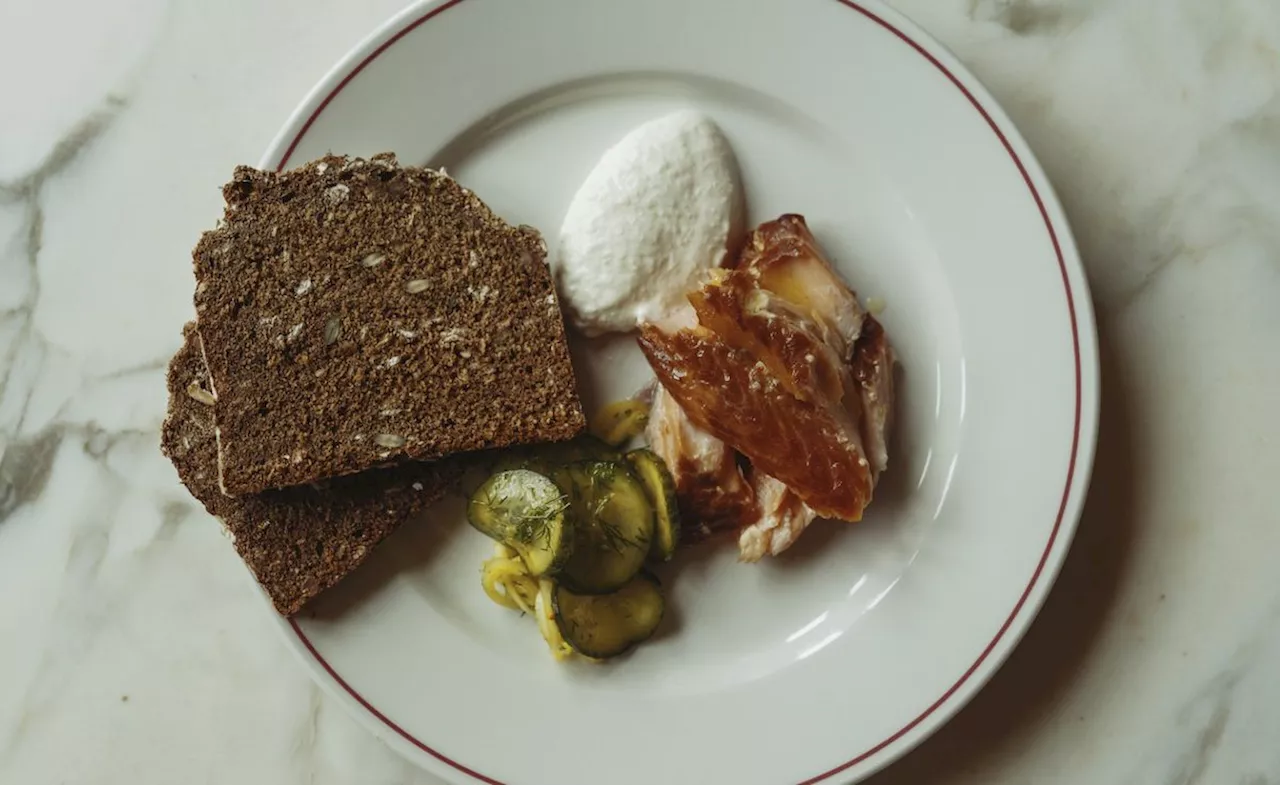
<box><xmin>277</xmin><ymin>1</ymin><xmax>1085</xmax><ymax>783</ymax></box>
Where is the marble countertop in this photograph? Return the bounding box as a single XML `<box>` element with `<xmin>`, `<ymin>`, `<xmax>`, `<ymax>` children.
<box><xmin>3</xmin><ymin>0</ymin><xmax>1278</xmax><ymax>782</ymax></box>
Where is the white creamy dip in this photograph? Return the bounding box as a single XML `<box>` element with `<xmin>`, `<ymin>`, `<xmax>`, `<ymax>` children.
<box><xmin>555</xmin><ymin>110</ymin><xmax>743</xmax><ymax>335</ymax></box>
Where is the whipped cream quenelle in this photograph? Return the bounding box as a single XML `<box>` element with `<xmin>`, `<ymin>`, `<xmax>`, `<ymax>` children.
<box><xmin>555</xmin><ymin>110</ymin><xmax>744</xmax><ymax>335</ymax></box>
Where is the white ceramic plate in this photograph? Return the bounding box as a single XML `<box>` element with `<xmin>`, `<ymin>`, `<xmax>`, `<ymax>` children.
<box><xmin>259</xmin><ymin>1</ymin><xmax>1099</xmax><ymax>783</ymax></box>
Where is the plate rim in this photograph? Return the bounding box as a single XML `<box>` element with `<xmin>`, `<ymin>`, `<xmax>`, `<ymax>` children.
<box><xmin>257</xmin><ymin>0</ymin><xmax>1101</xmax><ymax>782</ymax></box>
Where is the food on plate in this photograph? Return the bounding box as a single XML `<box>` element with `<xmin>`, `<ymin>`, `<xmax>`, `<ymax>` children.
<box><xmin>558</xmin><ymin>460</ymin><xmax>654</xmax><ymax>594</ymax></box>
<box><xmin>468</xmin><ymin>469</ymin><xmax>572</xmax><ymax>577</ymax></box>
<box><xmin>550</xmin><ymin>112</ymin><xmax>894</xmax><ymax>567</ymax></box>
<box><xmin>162</xmin><ymin>154</ymin><xmax>588</xmax><ymax>615</ymax></box>
<box><xmin>192</xmin><ymin>153</ymin><xmax>584</xmax><ymax>495</ymax></box>
<box><xmin>165</xmin><ymin>113</ymin><xmax>895</xmax><ymax>648</ymax></box>
<box><xmin>479</xmin><ymin>544</ymin><xmax>538</xmax><ymax>612</ymax></box>
<box><xmin>851</xmin><ymin>315</ymin><xmax>894</xmax><ymax>481</ymax></box>
<box><xmin>555</xmin><ymin>110</ymin><xmax>744</xmax><ymax>335</ymax></box>
<box><xmin>161</xmin><ymin>323</ymin><xmax>462</xmax><ymax>615</ymax></box>
<box><xmin>645</xmin><ymin>385</ymin><xmax>756</xmax><ymax>542</ymax></box>
<box><xmin>553</xmin><ymin>572</ymin><xmax>665</xmax><ymax>659</ymax></box>
<box><xmin>469</xmin><ymin>440</ymin><xmax>680</xmax><ymax>660</ymax></box>
<box><xmin>589</xmin><ymin>398</ymin><xmax>650</xmax><ymax>447</ymax></box>
<box><xmin>739</xmin><ymin>469</ymin><xmax>819</xmax><ymax>563</ymax></box>
<box><xmin>640</xmin><ymin>214</ymin><xmax>895</xmax><ymax>554</ymax></box>
<box><xmin>624</xmin><ymin>449</ymin><xmax>681</xmax><ymax>562</ymax></box>
<box><xmin>736</xmin><ymin>215</ymin><xmax>895</xmax><ymax>484</ymax></box>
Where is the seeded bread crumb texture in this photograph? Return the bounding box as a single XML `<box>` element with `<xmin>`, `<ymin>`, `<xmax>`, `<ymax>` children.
<box><xmin>193</xmin><ymin>153</ymin><xmax>585</xmax><ymax>495</ymax></box>
<box><xmin>161</xmin><ymin>323</ymin><xmax>463</xmax><ymax>616</ymax></box>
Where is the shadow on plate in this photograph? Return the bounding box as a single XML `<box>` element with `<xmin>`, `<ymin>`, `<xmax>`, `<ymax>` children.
<box><xmin>865</xmin><ymin>322</ymin><xmax>1136</xmax><ymax>784</ymax></box>
<box><xmin>301</xmin><ymin>353</ymin><xmax>913</xmax><ymax>629</ymax></box>
<box><xmin>298</xmin><ymin>486</ymin><xmax>475</xmax><ymax>622</ymax></box>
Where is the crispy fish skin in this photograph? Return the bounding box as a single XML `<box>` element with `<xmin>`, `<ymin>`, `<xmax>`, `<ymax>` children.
<box><xmin>638</xmin><ymin>214</ymin><xmax>893</xmax><ymax>527</ymax></box>
<box><xmin>639</xmin><ymin>321</ymin><xmax>872</xmax><ymax>521</ymax></box>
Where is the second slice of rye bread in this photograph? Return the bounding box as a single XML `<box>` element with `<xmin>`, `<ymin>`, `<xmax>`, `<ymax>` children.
<box><xmin>194</xmin><ymin>154</ymin><xmax>585</xmax><ymax>495</ymax></box>
<box><xmin>161</xmin><ymin>324</ymin><xmax>464</xmax><ymax>616</ymax></box>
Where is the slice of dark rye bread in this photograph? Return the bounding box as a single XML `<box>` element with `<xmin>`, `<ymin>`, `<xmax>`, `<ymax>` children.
<box><xmin>161</xmin><ymin>323</ymin><xmax>464</xmax><ymax>616</ymax></box>
<box><xmin>194</xmin><ymin>153</ymin><xmax>585</xmax><ymax>495</ymax></box>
